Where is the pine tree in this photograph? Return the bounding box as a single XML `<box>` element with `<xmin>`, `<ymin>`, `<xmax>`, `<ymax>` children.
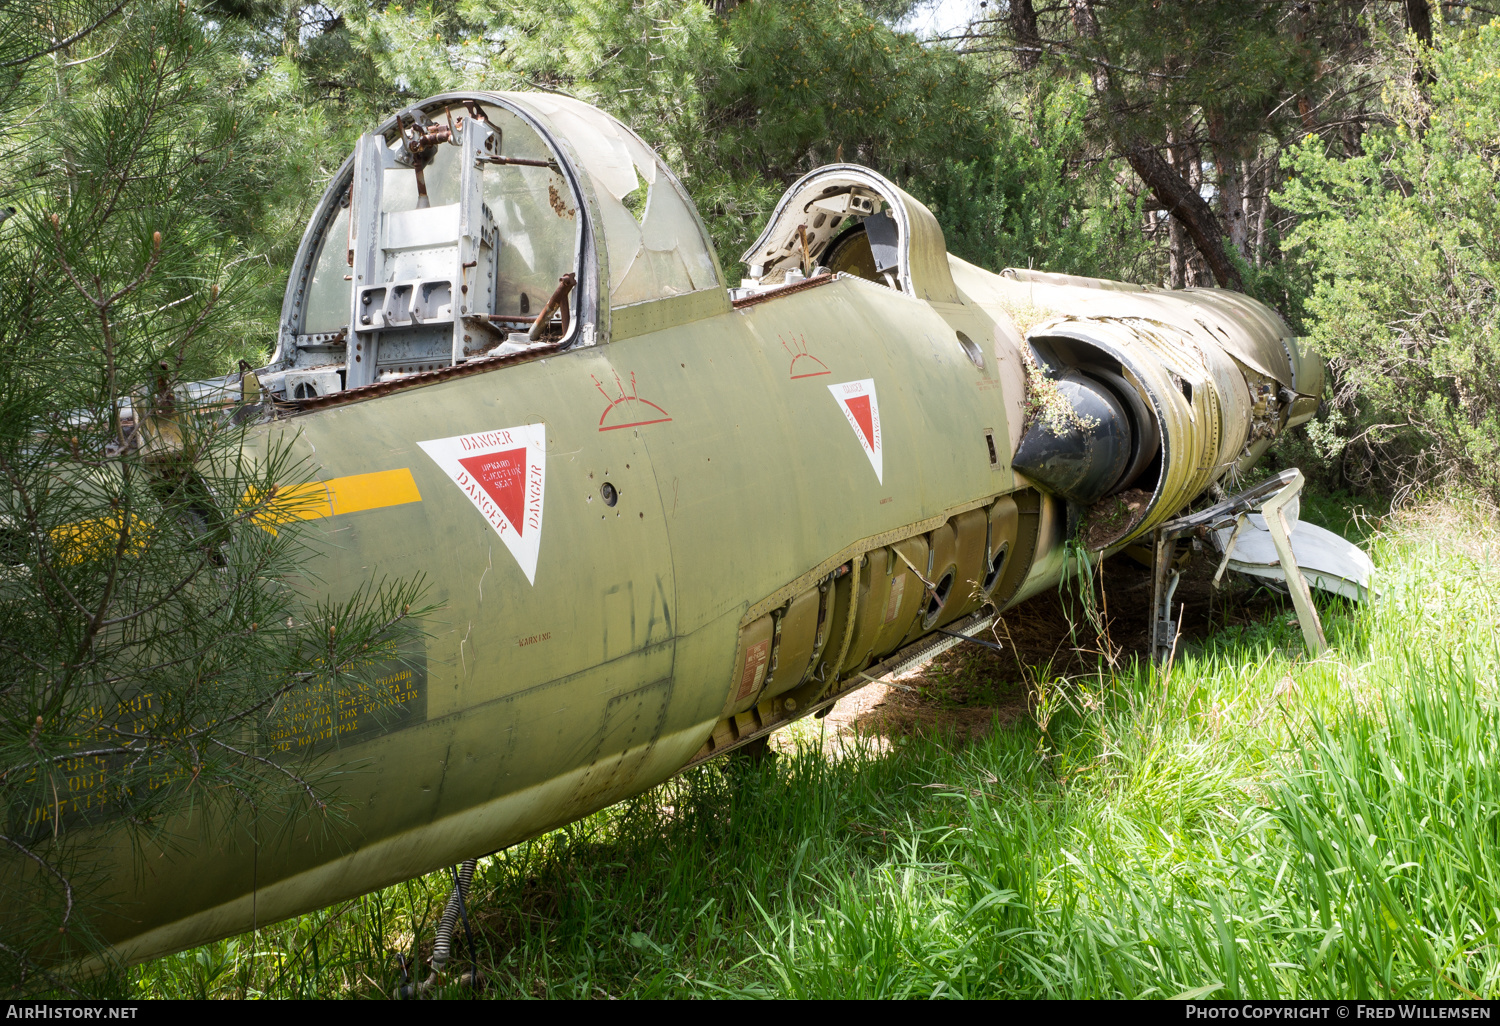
<box><xmin>0</xmin><ymin>0</ymin><xmax>426</xmax><ymax>990</ymax></box>
<box><xmin>962</xmin><ymin>0</ymin><xmax>1418</xmax><ymax>291</ymax></box>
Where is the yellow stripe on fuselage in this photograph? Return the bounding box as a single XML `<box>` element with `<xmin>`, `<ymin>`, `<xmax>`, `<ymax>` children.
<box><xmin>322</xmin><ymin>468</ymin><xmax>422</xmax><ymax>517</ymax></box>
<box><xmin>253</xmin><ymin>468</ymin><xmax>422</xmax><ymax>531</ymax></box>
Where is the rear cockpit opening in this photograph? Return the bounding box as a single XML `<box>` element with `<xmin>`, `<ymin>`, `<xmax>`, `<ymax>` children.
<box><xmin>732</xmin><ymin>165</ymin><xmax>959</xmax><ymax>307</ymax></box>
<box><xmin>733</xmin><ymin>181</ymin><xmax>898</xmax><ymax>301</ymax></box>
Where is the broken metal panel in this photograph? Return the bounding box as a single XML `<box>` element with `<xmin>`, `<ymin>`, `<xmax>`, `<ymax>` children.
<box><xmin>989</xmin><ymin>267</ymin><xmax>1303</xmax><ymax>398</ymax></box>
<box><xmin>863</xmin><ymin>209</ymin><xmax>900</xmax><ymax>274</ymax></box>
<box><xmin>716</xmin><ymin>497</ymin><xmax>1034</xmax><ymax>729</ymax></box>
<box><xmin>1179</xmin><ymin>289</ymin><xmax>1298</xmax><ymax>388</ymax></box>
<box><xmin>998</xmin><ymin>267</ymin><xmax>1151</xmax><ymax>294</ymax></box>
<box><xmin>504</xmin><ymin>92</ymin><xmax>721</xmax><ymax>310</ymax></box>
<box><xmin>1214</xmin><ymin>516</ymin><xmax>1376</xmax><ymax>603</ymax></box>
<box><xmin>1256</xmin><ymin>472</ymin><xmax>1330</xmax><ymax>655</ymax></box>
<box><xmin>1282</xmin><ymin>334</ymin><xmax>1326</xmax><ymax>428</ymax></box>
<box><xmin>1146</xmin><ymin>470</ymin><xmax>1370</xmax><ymax>663</ymax></box>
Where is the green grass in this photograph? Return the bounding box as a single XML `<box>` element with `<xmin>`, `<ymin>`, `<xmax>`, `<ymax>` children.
<box><xmin>123</xmin><ymin>498</ymin><xmax>1500</xmax><ymax>999</ymax></box>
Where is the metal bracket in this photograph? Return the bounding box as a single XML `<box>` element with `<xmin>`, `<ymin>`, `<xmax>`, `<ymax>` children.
<box><xmin>1149</xmin><ymin>469</ymin><xmax>1327</xmax><ymax>664</ymax></box>
<box><xmin>1261</xmin><ymin>470</ymin><xmax>1328</xmax><ymax>657</ymax></box>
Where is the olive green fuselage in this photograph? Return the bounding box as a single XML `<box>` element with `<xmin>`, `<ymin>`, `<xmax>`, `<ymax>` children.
<box><xmin>103</xmin><ymin>273</ymin><xmax>1035</xmax><ymax>962</ymax></box>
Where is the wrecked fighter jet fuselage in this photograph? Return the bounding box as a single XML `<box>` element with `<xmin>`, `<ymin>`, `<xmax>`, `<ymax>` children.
<box><xmin>64</xmin><ymin>92</ymin><xmax>1350</xmax><ymax>966</ymax></box>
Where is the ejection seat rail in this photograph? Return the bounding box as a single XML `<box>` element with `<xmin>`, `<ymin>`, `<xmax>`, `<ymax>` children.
<box><xmin>1148</xmin><ymin>469</ymin><xmax>1328</xmax><ymax>664</ymax></box>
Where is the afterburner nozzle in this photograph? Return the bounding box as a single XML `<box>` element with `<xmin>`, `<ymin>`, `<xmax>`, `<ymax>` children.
<box><xmin>1012</xmin><ymin>370</ymin><xmax>1133</xmax><ymax>506</ymax></box>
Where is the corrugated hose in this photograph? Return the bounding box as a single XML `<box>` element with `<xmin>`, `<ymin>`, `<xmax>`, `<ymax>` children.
<box><xmin>395</xmin><ymin>857</ymin><xmax>479</xmax><ymax>998</ymax></box>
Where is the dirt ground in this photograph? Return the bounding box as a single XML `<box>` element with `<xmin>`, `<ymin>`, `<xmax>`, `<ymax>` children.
<box><xmin>800</xmin><ymin>549</ymin><xmax>1294</xmax><ymax>754</ymax></box>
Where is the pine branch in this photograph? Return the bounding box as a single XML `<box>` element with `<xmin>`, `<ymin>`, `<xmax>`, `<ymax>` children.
<box><xmin>0</xmin><ymin>833</ymin><xmax>74</xmax><ymax>930</ymax></box>
<box><xmin>0</xmin><ymin>0</ymin><xmax>132</xmax><ymax>70</ymax></box>
<box><xmin>209</xmin><ymin>739</ymin><xmax>325</xmax><ymax>810</ymax></box>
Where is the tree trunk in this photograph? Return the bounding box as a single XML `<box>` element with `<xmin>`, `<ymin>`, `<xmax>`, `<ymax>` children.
<box><xmin>1184</xmin><ymin>142</ymin><xmax>1208</xmax><ymax>288</ymax></box>
<box><xmin>1405</xmin><ymin>0</ymin><xmax>1436</xmax><ymax>88</ymax></box>
<box><xmin>1009</xmin><ymin>0</ymin><xmax>1042</xmax><ymax>70</ymax></box>
<box><xmin>1168</xmin><ymin>214</ymin><xmax>1187</xmax><ymax>289</ymax></box>
<box><xmin>1253</xmin><ymin>156</ymin><xmax>1271</xmax><ymax>269</ymax></box>
<box><xmin>1068</xmin><ymin>0</ymin><xmax>1245</xmax><ymax>291</ymax></box>
<box><xmin>1405</xmin><ymin>0</ymin><xmax>1433</xmax><ymax>47</ymax></box>
<box><xmin>1124</xmin><ymin>139</ymin><xmax>1243</xmax><ymax>291</ymax></box>
<box><xmin>1166</xmin><ymin>127</ymin><xmax>1186</xmax><ymax>289</ymax></box>
<box><xmin>1206</xmin><ymin>109</ymin><xmax>1251</xmax><ymax>264</ymax></box>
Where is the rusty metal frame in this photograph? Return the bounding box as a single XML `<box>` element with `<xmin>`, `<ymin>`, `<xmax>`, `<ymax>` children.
<box><xmin>272</xmin><ymin>341</ymin><xmax>562</xmax><ymax>414</ymax></box>
<box><xmin>729</xmin><ymin>272</ymin><xmax>840</xmax><ymax>310</ymax></box>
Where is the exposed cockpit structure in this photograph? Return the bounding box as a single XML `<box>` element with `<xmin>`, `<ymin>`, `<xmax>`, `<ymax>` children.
<box><xmin>732</xmin><ymin>165</ymin><xmax>959</xmax><ymax>303</ymax></box>
<box><xmin>267</xmin><ymin>92</ymin><xmax>722</xmax><ymax>401</ymax></box>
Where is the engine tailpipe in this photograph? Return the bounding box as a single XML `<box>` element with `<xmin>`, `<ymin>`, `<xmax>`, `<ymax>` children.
<box><xmin>1012</xmin><ymin>370</ymin><xmax>1133</xmax><ymax>505</ymax></box>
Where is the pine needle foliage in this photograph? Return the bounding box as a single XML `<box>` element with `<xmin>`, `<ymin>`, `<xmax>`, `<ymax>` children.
<box><xmin>0</xmin><ymin>0</ymin><xmax>427</xmax><ymax>991</ymax></box>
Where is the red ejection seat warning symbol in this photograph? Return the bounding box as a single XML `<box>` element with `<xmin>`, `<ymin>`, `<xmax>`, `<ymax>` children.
<box><xmin>594</xmin><ymin>371</ymin><xmax>672</xmax><ymax>432</ymax></box>
<box><xmin>829</xmin><ymin>378</ymin><xmax>883</xmax><ymax>484</ymax></box>
<box><xmin>418</xmin><ymin>423</ymin><xmax>546</xmax><ymax>584</ymax></box>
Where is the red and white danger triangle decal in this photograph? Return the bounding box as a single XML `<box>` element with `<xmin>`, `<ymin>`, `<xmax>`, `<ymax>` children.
<box><xmin>829</xmin><ymin>378</ymin><xmax>883</xmax><ymax>484</ymax></box>
<box><xmin>418</xmin><ymin>423</ymin><xmax>546</xmax><ymax>584</ymax></box>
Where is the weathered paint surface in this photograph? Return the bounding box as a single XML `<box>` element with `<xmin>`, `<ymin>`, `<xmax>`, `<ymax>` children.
<box><xmin>73</xmin><ymin>93</ymin><xmax>1319</xmax><ymax>967</ymax></box>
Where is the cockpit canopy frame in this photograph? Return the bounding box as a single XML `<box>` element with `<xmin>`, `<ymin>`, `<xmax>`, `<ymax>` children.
<box><xmin>269</xmin><ymin>91</ymin><xmax>724</xmax><ymax>402</ymax></box>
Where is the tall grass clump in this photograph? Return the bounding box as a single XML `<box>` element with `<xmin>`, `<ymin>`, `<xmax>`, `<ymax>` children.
<box><xmin>129</xmin><ymin>499</ymin><xmax>1500</xmax><ymax>999</ymax></box>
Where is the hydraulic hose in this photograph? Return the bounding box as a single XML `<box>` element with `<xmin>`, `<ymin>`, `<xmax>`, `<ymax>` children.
<box><xmin>395</xmin><ymin>857</ymin><xmax>478</xmax><ymax>998</ymax></box>
<box><xmin>431</xmin><ymin>857</ymin><xmax>477</xmax><ymax>973</ymax></box>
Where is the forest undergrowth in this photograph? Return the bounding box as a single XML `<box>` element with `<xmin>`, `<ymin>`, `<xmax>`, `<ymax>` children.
<box><xmin>126</xmin><ymin>496</ymin><xmax>1500</xmax><ymax>999</ymax></box>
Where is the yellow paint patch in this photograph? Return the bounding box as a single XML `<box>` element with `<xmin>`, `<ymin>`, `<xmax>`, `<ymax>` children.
<box><xmin>250</xmin><ymin>468</ymin><xmax>422</xmax><ymax>532</ymax></box>
<box><xmin>323</xmin><ymin>468</ymin><xmax>423</xmax><ymax>517</ymax></box>
<box><xmin>50</xmin><ymin>514</ymin><xmax>153</xmax><ymax>563</ymax></box>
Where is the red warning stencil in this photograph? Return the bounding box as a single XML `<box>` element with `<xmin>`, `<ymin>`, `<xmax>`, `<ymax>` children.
<box><xmin>594</xmin><ymin>371</ymin><xmax>672</xmax><ymax>432</ymax></box>
<box><xmin>419</xmin><ymin>423</ymin><xmax>546</xmax><ymax>584</ymax></box>
<box><xmin>781</xmin><ymin>333</ymin><xmax>829</xmax><ymax>379</ymax></box>
<box><xmin>829</xmin><ymin>378</ymin><xmax>883</xmax><ymax>484</ymax></box>
<box><xmin>457</xmin><ymin>448</ymin><xmax>527</xmax><ymax>536</ymax></box>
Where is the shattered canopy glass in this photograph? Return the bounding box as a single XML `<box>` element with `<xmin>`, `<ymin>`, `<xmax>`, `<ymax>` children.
<box><xmin>510</xmin><ymin>93</ymin><xmax>720</xmax><ymax>307</ymax></box>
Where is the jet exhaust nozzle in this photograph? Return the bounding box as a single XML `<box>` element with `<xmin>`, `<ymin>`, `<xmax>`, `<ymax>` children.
<box><xmin>1012</xmin><ymin>370</ymin><xmax>1133</xmax><ymax>505</ymax></box>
